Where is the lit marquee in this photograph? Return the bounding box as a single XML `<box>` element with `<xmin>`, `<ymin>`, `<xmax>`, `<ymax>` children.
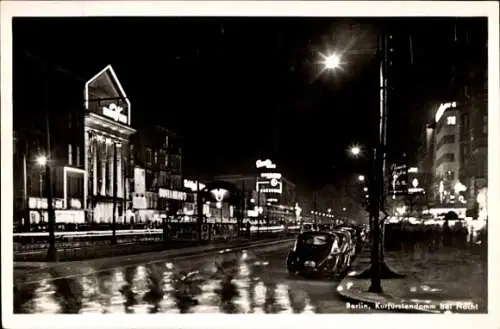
<box><xmin>102</xmin><ymin>103</ymin><xmax>127</xmax><ymax>124</ymax></box>
<box><xmin>211</xmin><ymin>188</ymin><xmax>228</xmax><ymax>202</ymax></box>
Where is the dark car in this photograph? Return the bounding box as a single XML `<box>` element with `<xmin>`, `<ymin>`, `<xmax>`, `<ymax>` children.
<box><xmin>286</xmin><ymin>231</ymin><xmax>350</xmax><ymax>278</ymax></box>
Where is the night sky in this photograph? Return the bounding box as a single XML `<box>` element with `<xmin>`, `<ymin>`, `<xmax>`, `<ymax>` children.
<box><xmin>13</xmin><ymin>17</ymin><xmax>487</xmax><ymax>190</ymax></box>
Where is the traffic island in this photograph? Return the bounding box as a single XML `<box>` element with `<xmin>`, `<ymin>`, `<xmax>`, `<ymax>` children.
<box><xmin>337</xmin><ymin>244</ymin><xmax>487</xmax><ymax>314</ymax></box>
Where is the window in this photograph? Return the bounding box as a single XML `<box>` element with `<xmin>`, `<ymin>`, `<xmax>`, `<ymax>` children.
<box><xmin>154</xmin><ymin>151</ymin><xmax>158</xmax><ymax>164</ymax></box>
<box><xmin>76</xmin><ymin>146</ymin><xmax>80</xmax><ymax>166</ymax></box>
<box><xmin>68</xmin><ymin>144</ymin><xmax>73</xmax><ymax>165</ymax></box>
<box><xmin>436</xmin><ymin>153</ymin><xmax>455</xmax><ymax>167</ymax></box>
<box><xmin>146</xmin><ymin>149</ymin><xmax>152</xmax><ymax>164</ymax></box>
<box><xmin>462</xmin><ymin>114</ymin><xmax>469</xmax><ymax>131</ymax></box>
<box><xmin>447</xmin><ymin>116</ymin><xmax>456</xmax><ymax>125</ymax></box>
<box><xmin>436</xmin><ymin>135</ymin><xmax>455</xmax><ymax>150</ymax></box>
<box><xmin>165</xmin><ymin>154</ymin><xmax>169</xmax><ymax>167</ymax></box>
<box><xmin>165</xmin><ymin>136</ymin><xmax>169</xmax><ymax>148</ymax></box>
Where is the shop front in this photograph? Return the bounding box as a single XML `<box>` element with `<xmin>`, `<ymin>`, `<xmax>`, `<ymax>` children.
<box><xmin>84</xmin><ymin>65</ymin><xmax>136</xmax><ymax>223</ymax></box>
<box><xmin>28</xmin><ymin>197</ymin><xmax>85</xmax><ymax>230</ymax></box>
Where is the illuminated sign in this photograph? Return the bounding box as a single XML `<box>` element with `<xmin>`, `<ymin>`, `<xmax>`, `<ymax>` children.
<box><xmin>70</xmin><ymin>199</ymin><xmax>82</xmax><ymax>209</ymax></box>
<box><xmin>260</xmin><ymin>172</ymin><xmax>281</xmax><ymax>179</ymax></box>
<box><xmin>435</xmin><ymin>102</ymin><xmax>457</xmax><ymax>123</ymax></box>
<box><xmin>28</xmin><ymin>197</ymin><xmax>64</xmax><ymax>209</ymax></box>
<box><xmin>389</xmin><ymin>163</ymin><xmax>408</xmax><ymax>195</ymax></box>
<box><xmin>211</xmin><ymin>188</ymin><xmax>228</xmax><ymax>202</ymax></box>
<box><xmin>256</xmin><ymin>159</ymin><xmax>276</xmax><ymax>169</ymax></box>
<box><xmin>257</xmin><ymin>179</ymin><xmax>283</xmax><ymax>194</ymax></box>
<box><xmin>159</xmin><ymin>188</ymin><xmax>187</xmax><ymax>201</ymax></box>
<box><xmin>103</xmin><ymin>103</ymin><xmax>127</xmax><ymax>124</ymax></box>
<box><xmin>184</xmin><ymin>179</ymin><xmax>205</xmax><ymax>192</ymax></box>
<box><xmin>84</xmin><ymin>65</ymin><xmax>131</xmax><ymax>126</ymax></box>
<box><xmin>267</xmin><ymin>198</ymin><xmax>279</xmax><ymax>203</ymax></box>
<box><xmin>408</xmin><ymin>187</ymin><xmax>424</xmax><ymax>194</ymax></box>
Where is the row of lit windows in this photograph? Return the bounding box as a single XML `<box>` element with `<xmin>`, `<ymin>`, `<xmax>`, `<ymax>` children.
<box><xmin>435</xmin><ymin>134</ymin><xmax>456</xmax><ymax>150</ymax></box>
<box><xmin>68</xmin><ymin>144</ymin><xmax>81</xmax><ymax>167</ymax></box>
<box><xmin>435</xmin><ymin>153</ymin><xmax>456</xmax><ymax>168</ymax></box>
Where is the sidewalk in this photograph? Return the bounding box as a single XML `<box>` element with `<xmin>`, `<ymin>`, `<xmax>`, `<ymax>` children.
<box><xmin>14</xmin><ymin>234</ymin><xmax>295</xmax><ymax>275</ymax></box>
<box><xmin>337</xmin><ymin>243</ymin><xmax>487</xmax><ymax>313</ymax></box>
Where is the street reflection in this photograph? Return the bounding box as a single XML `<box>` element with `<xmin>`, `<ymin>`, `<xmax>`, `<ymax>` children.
<box><xmin>119</xmin><ymin>266</ymin><xmax>138</xmax><ymax>312</ymax></box>
<box><xmin>49</xmin><ymin>268</ymin><xmax>83</xmax><ymax>313</ymax></box>
<box><xmin>14</xmin><ymin>250</ymin><xmax>344</xmax><ymax>314</ymax></box>
<box><xmin>96</xmin><ymin>269</ymin><xmax>113</xmax><ymax>313</ymax></box>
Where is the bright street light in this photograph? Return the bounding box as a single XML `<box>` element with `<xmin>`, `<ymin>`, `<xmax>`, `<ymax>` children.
<box><xmin>363</xmin><ymin>187</ymin><xmax>368</xmax><ymax>192</ymax></box>
<box><xmin>324</xmin><ymin>53</ymin><xmax>341</xmax><ymax>69</ymax></box>
<box><xmin>36</xmin><ymin>155</ymin><xmax>47</xmax><ymax>166</ymax></box>
<box><xmin>350</xmin><ymin>145</ymin><xmax>361</xmax><ymax>157</ymax></box>
<box><xmin>358</xmin><ymin>174</ymin><xmax>365</xmax><ymax>182</ymax></box>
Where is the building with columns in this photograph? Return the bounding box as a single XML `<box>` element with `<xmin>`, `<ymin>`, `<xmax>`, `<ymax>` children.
<box><xmin>84</xmin><ymin>65</ymin><xmax>136</xmax><ymax>223</ymax></box>
<box><xmin>13</xmin><ymin>60</ymin><xmax>137</xmax><ymax>228</ymax></box>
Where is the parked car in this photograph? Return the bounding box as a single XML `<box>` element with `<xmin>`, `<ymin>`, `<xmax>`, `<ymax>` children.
<box><xmin>286</xmin><ymin>231</ymin><xmax>353</xmax><ymax>279</ymax></box>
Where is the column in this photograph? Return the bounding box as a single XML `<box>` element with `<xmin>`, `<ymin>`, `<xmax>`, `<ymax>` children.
<box><xmin>92</xmin><ymin>136</ymin><xmax>98</xmax><ymax>196</ymax></box>
<box><xmin>100</xmin><ymin>139</ymin><xmax>106</xmax><ymax>196</ymax></box>
<box><xmin>117</xmin><ymin>143</ymin><xmax>123</xmax><ymax>198</ymax></box>
<box><xmin>108</xmin><ymin>141</ymin><xmax>114</xmax><ymax>196</ymax></box>
<box><xmin>84</xmin><ymin>131</ymin><xmax>89</xmax><ymax>209</ymax></box>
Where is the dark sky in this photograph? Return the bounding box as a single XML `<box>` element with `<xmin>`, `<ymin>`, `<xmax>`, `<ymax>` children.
<box><xmin>12</xmin><ymin>17</ymin><xmax>487</xmax><ymax>190</ymax></box>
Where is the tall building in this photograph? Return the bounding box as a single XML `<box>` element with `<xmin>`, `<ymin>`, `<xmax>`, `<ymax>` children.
<box><xmin>453</xmin><ymin>18</ymin><xmax>488</xmax><ymax>216</ymax></box>
<box><xmin>84</xmin><ymin>65</ymin><xmax>136</xmax><ymax>224</ymax></box>
<box><xmin>432</xmin><ymin>101</ymin><xmax>462</xmax><ymax>205</ymax></box>
<box><xmin>128</xmin><ymin>125</ymin><xmax>185</xmax><ymax>223</ymax></box>
<box><xmin>13</xmin><ymin>63</ymin><xmax>136</xmax><ymax>229</ymax></box>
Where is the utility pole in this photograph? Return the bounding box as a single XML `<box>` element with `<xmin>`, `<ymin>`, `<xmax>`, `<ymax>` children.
<box><xmin>111</xmin><ymin>142</ymin><xmax>118</xmax><ymax>245</ymax></box>
<box><xmin>44</xmin><ymin>64</ymin><xmax>57</xmax><ymax>262</ymax></box>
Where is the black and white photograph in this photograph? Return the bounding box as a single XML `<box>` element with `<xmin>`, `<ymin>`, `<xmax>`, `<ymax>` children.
<box><xmin>1</xmin><ymin>1</ymin><xmax>499</xmax><ymax>329</ymax></box>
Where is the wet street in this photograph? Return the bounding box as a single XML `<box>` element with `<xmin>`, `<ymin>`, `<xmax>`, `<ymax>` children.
<box><xmin>14</xmin><ymin>241</ymin><xmax>379</xmax><ymax>314</ymax></box>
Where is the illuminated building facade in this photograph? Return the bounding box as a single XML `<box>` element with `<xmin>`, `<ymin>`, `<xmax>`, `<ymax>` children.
<box><xmin>215</xmin><ymin>159</ymin><xmax>297</xmax><ymax>224</ymax></box>
<box><xmin>432</xmin><ymin>101</ymin><xmax>463</xmax><ymax>205</ymax></box>
<box><xmin>128</xmin><ymin>125</ymin><xmax>185</xmax><ymax>222</ymax></box>
<box><xmin>83</xmin><ymin>65</ymin><xmax>136</xmax><ymax>223</ymax></box>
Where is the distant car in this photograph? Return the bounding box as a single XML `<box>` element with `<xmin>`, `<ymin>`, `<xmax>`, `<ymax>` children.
<box><xmin>286</xmin><ymin>231</ymin><xmax>352</xmax><ymax>278</ymax></box>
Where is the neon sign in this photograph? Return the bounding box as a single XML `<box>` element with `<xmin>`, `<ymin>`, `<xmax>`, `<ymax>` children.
<box><xmin>103</xmin><ymin>103</ymin><xmax>127</xmax><ymax>124</ymax></box>
<box><xmin>159</xmin><ymin>188</ymin><xmax>187</xmax><ymax>201</ymax></box>
<box><xmin>256</xmin><ymin>159</ymin><xmax>276</xmax><ymax>169</ymax></box>
<box><xmin>435</xmin><ymin>102</ymin><xmax>457</xmax><ymax>123</ymax></box>
<box><xmin>184</xmin><ymin>179</ymin><xmax>205</xmax><ymax>192</ymax></box>
<box><xmin>211</xmin><ymin>188</ymin><xmax>228</xmax><ymax>202</ymax></box>
<box><xmin>260</xmin><ymin>172</ymin><xmax>281</xmax><ymax>179</ymax></box>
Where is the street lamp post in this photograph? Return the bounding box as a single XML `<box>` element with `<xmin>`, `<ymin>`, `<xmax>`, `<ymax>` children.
<box><xmin>324</xmin><ymin>29</ymin><xmax>404</xmax><ymax>292</ymax></box>
<box><xmin>43</xmin><ymin>66</ymin><xmax>57</xmax><ymax>262</ymax></box>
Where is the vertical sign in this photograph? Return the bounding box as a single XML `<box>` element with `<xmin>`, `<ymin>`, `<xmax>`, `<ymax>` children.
<box><xmin>389</xmin><ymin>163</ymin><xmax>408</xmax><ymax>195</ymax></box>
